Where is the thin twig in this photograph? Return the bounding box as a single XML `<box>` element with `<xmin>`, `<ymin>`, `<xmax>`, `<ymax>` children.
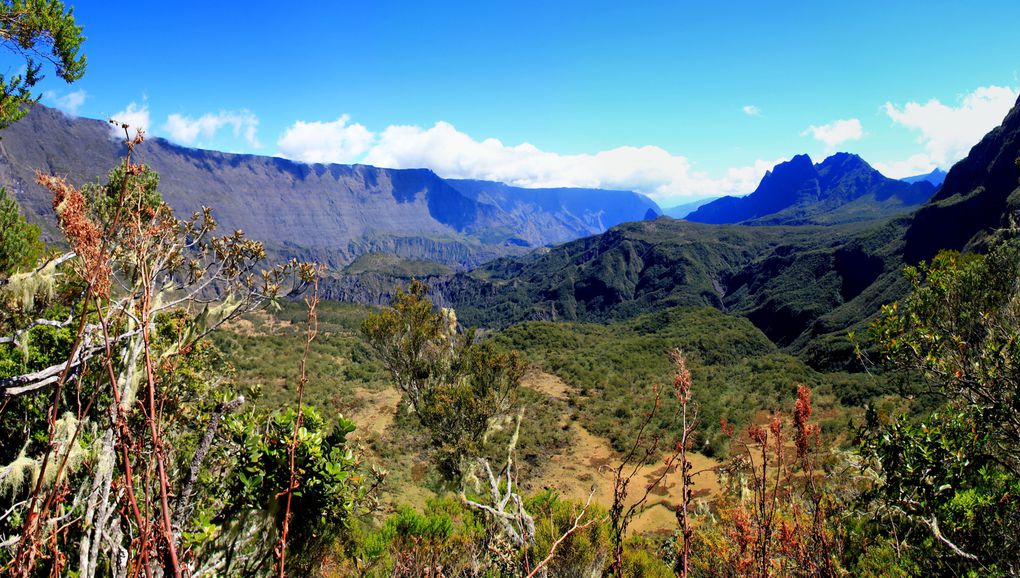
<box><xmin>275</xmin><ymin>269</ymin><xmax>321</xmax><ymax>578</ymax></box>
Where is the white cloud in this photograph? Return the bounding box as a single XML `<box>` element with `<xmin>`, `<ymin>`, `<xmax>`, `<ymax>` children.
<box><xmin>873</xmin><ymin>153</ymin><xmax>938</xmax><ymax>180</ymax></box>
<box><xmin>801</xmin><ymin>118</ymin><xmax>863</xmax><ymax>150</ymax></box>
<box><xmin>275</xmin><ymin>117</ymin><xmax>777</xmax><ymax>202</ymax></box>
<box><xmin>109</xmin><ymin>101</ymin><xmax>150</xmax><ymax>139</ymax></box>
<box><xmin>742</xmin><ymin>105</ymin><xmax>761</xmax><ymax>117</ymax></box>
<box><xmin>43</xmin><ymin>89</ymin><xmax>86</xmax><ymax>115</ymax></box>
<box><xmin>276</xmin><ymin>115</ymin><xmax>375</xmax><ymax>163</ymax></box>
<box><xmin>882</xmin><ymin>85</ymin><xmax>1019</xmax><ymax>171</ymax></box>
<box><xmin>164</xmin><ymin>110</ymin><xmax>262</xmax><ymax>148</ymax></box>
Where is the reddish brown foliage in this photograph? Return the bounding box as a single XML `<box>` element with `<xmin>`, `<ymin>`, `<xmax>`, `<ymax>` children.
<box><xmin>38</xmin><ymin>172</ymin><xmax>111</xmax><ymax>296</ymax></box>
<box><xmin>720</xmin><ymin>416</ymin><xmax>735</xmax><ymax>438</ymax></box>
<box><xmin>748</xmin><ymin>424</ymin><xmax>767</xmax><ymax>446</ymax></box>
<box><xmin>793</xmin><ymin>385</ymin><xmax>812</xmax><ymax>460</ymax></box>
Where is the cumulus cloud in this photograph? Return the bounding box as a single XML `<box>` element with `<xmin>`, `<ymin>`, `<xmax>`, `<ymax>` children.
<box><xmin>164</xmin><ymin>110</ymin><xmax>262</xmax><ymax>148</ymax></box>
<box><xmin>742</xmin><ymin>105</ymin><xmax>761</xmax><ymax>117</ymax></box>
<box><xmin>873</xmin><ymin>153</ymin><xmax>939</xmax><ymax>180</ymax></box>
<box><xmin>277</xmin><ymin>117</ymin><xmax>778</xmax><ymax>201</ymax></box>
<box><xmin>881</xmin><ymin>85</ymin><xmax>1019</xmax><ymax>172</ymax></box>
<box><xmin>109</xmin><ymin>101</ymin><xmax>150</xmax><ymax>138</ymax></box>
<box><xmin>43</xmin><ymin>89</ymin><xmax>86</xmax><ymax>115</ymax></box>
<box><xmin>801</xmin><ymin>118</ymin><xmax>863</xmax><ymax>149</ymax></box>
<box><xmin>276</xmin><ymin>115</ymin><xmax>375</xmax><ymax>163</ymax></box>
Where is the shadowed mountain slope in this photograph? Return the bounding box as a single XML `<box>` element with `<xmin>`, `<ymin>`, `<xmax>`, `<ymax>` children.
<box><xmin>435</xmin><ymin>219</ymin><xmax>871</xmax><ymax>330</ymax></box>
<box><xmin>903</xmin><ymin>95</ymin><xmax>1020</xmax><ymax>263</ymax></box>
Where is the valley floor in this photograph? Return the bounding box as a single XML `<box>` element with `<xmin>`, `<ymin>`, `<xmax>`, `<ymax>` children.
<box><xmin>348</xmin><ymin>369</ymin><xmax>721</xmax><ymax>535</ymax></box>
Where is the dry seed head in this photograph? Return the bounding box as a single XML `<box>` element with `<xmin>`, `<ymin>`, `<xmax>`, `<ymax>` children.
<box><xmin>670</xmin><ymin>347</ymin><xmax>692</xmax><ymax>402</ymax></box>
<box><xmin>38</xmin><ymin>172</ymin><xmax>111</xmax><ymax>296</ymax></box>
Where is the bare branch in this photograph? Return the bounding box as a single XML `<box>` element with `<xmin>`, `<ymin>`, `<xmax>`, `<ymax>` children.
<box><xmin>173</xmin><ymin>395</ymin><xmax>245</xmax><ymax>529</ymax></box>
<box><xmin>926</xmin><ymin>515</ymin><xmax>979</xmax><ymax>562</ymax></box>
<box><xmin>526</xmin><ymin>485</ymin><xmax>599</xmax><ymax>578</ymax></box>
<box><xmin>0</xmin><ymin>314</ymin><xmax>75</xmax><ymax>346</ymax></box>
<box><xmin>461</xmin><ymin>414</ymin><xmax>536</xmax><ymax>547</ymax></box>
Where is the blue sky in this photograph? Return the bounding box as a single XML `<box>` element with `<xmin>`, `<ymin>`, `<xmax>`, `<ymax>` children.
<box><xmin>22</xmin><ymin>1</ymin><xmax>1020</xmax><ymax>206</ymax></box>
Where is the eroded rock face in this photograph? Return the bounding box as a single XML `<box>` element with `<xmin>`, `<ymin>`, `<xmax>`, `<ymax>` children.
<box><xmin>0</xmin><ymin>105</ymin><xmax>661</xmax><ymax>268</ymax></box>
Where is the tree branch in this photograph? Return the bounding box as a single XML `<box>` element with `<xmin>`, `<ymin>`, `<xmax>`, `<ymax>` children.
<box><xmin>173</xmin><ymin>395</ymin><xmax>245</xmax><ymax>529</ymax></box>
<box><xmin>526</xmin><ymin>486</ymin><xmax>599</xmax><ymax>578</ymax></box>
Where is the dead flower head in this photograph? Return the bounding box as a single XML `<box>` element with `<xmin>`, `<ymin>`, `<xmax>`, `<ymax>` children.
<box><xmin>38</xmin><ymin>172</ymin><xmax>111</xmax><ymax>296</ymax></box>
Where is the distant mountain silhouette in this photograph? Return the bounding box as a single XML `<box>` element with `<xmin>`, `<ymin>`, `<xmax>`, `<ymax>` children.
<box><xmin>662</xmin><ymin>196</ymin><xmax>721</xmax><ymax>218</ymax></box>
<box><xmin>686</xmin><ymin>153</ymin><xmax>935</xmax><ymax>225</ymax></box>
<box><xmin>901</xmin><ymin>167</ymin><xmax>947</xmax><ymax>187</ymax></box>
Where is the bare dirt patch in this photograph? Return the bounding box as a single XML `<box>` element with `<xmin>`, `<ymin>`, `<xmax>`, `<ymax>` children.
<box><xmin>523</xmin><ymin>367</ymin><xmax>574</xmax><ymax>400</ymax></box>
<box><xmin>522</xmin><ymin>372</ymin><xmax>721</xmax><ymax>535</ymax></box>
<box><xmin>349</xmin><ymin>387</ymin><xmax>402</xmax><ymax>439</ymax></box>
<box><xmin>222</xmin><ymin>309</ymin><xmax>294</xmax><ymax>336</ymax></box>
<box><xmin>222</xmin><ymin>316</ymin><xmax>257</xmax><ymax>336</ymax></box>
<box><xmin>340</xmin><ymin>371</ymin><xmax>723</xmax><ymax>534</ymax></box>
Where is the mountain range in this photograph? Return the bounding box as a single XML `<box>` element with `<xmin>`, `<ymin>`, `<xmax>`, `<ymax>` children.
<box><xmin>5</xmin><ymin>105</ymin><xmax>961</xmax><ymax>274</ymax></box>
<box><xmin>10</xmin><ymin>95</ymin><xmax>1020</xmax><ymax>370</ymax></box>
<box><xmin>408</xmin><ymin>94</ymin><xmax>1020</xmax><ymax>370</ymax></box>
<box><xmin>685</xmin><ymin>153</ymin><xmax>937</xmax><ymax>225</ymax></box>
<box><xmin>662</xmin><ymin>166</ymin><xmax>946</xmax><ymax>223</ymax></box>
<box><xmin>0</xmin><ymin>105</ymin><xmax>661</xmax><ymax>268</ymax></box>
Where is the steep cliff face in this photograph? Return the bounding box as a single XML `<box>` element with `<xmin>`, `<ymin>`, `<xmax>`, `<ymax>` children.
<box><xmin>0</xmin><ymin>105</ymin><xmax>661</xmax><ymax>268</ymax></box>
<box><xmin>0</xmin><ymin>106</ymin><xmax>510</xmax><ymax>267</ymax></box>
<box><xmin>0</xmin><ymin>105</ymin><xmax>124</xmax><ymax>235</ymax></box>
<box><xmin>903</xmin><ymin>95</ymin><xmax>1020</xmax><ymax>263</ymax></box>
